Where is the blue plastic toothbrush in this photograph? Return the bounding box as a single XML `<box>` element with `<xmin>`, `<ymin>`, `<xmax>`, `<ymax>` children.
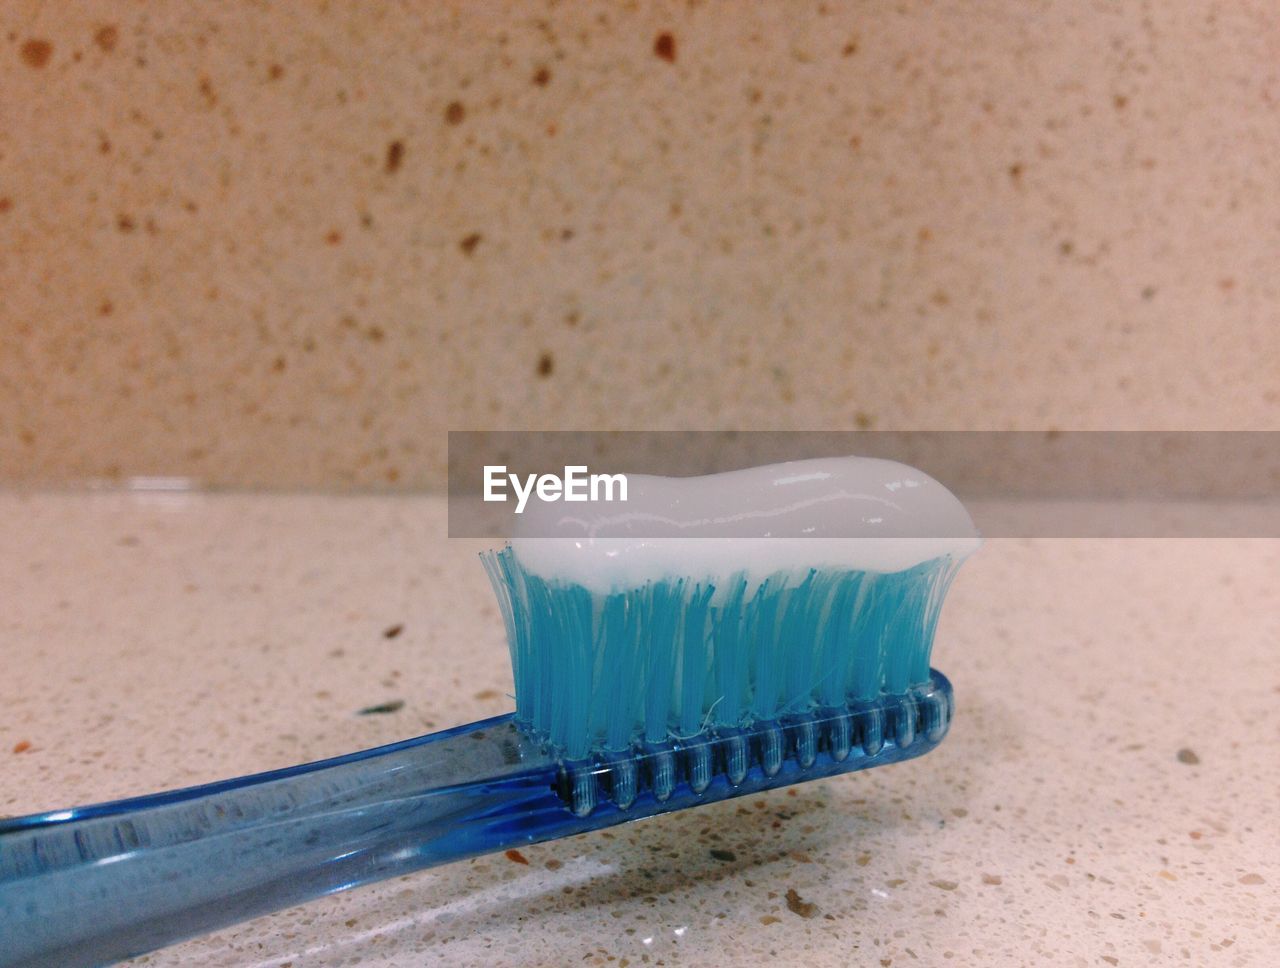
<box><xmin>0</xmin><ymin>677</ymin><xmax>952</xmax><ymax>966</ymax></box>
<box><xmin>0</xmin><ymin>457</ymin><xmax>977</xmax><ymax>967</ymax></box>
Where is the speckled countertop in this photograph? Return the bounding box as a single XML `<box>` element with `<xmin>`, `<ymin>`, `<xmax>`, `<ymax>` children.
<box><xmin>4</xmin><ymin>4</ymin><xmax>1279</xmax><ymax>488</ymax></box>
<box><xmin>2</xmin><ymin>491</ymin><xmax>1276</xmax><ymax>966</ymax></box>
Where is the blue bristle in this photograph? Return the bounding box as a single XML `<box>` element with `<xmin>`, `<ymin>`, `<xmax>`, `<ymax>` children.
<box><xmin>589</xmin><ymin>591</ymin><xmax>643</xmax><ymax>752</ymax></box>
<box><xmin>480</xmin><ymin>547</ymin><xmax>962</xmax><ymax>759</ymax></box>
<box><xmin>641</xmin><ymin>580</ymin><xmax>682</xmax><ymax>743</ymax></box>
<box><xmin>710</xmin><ymin>577</ymin><xmax>749</xmax><ymax>725</ymax></box>
<box><xmin>816</xmin><ymin>571</ymin><xmax>862</xmax><ymax>707</ymax></box>
<box><xmin>676</xmin><ymin>584</ymin><xmax>714</xmax><ymax>737</ymax></box>
<box><xmin>847</xmin><ymin>573</ymin><xmax>888</xmax><ymax>701</ymax></box>
<box><xmin>746</xmin><ymin>577</ymin><xmax>783</xmax><ymax>722</ymax></box>
<box><xmin>779</xmin><ymin>570</ymin><xmax>822</xmax><ymax>713</ymax></box>
<box><xmin>480</xmin><ymin>551</ymin><xmax>534</xmax><ymax>723</ymax></box>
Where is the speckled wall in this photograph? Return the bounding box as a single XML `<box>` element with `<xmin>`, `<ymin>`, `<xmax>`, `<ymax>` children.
<box><xmin>1</xmin><ymin>2</ymin><xmax>1276</xmax><ymax>488</ymax></box>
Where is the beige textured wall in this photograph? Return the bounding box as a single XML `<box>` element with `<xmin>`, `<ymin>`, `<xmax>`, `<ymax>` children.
<box><xmin>1</xmin><ymin>2</ymin><xmax>1276</xmax><ymax>489</ymax></box>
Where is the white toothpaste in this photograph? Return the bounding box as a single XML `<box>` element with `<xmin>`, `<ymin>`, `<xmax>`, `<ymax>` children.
<box><xmin>511</xmin><ymin>456</ymin><xmax>981</xmax><ymax>592</ymax></box>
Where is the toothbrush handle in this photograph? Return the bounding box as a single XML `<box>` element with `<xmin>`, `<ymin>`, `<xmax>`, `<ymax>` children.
<box><xmin>0</xmin><ymin>715</ymin><xmax>566</xmax><ymax>968</ymax></box>
<box><xmin>0</xmin><ymin>673</ymin><xmax>954</xmax><ymax>967</ymax></box>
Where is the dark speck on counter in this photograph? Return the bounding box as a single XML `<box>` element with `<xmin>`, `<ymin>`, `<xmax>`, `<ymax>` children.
<box><xmin>785</xmin><ymin>887</ymin><xmax>817</xmax><ymax>918</ymax></box>
<box><xmin>357</xmin><ymin>700</ymin><xmax>404</xmax><ymax>716</ymax></box>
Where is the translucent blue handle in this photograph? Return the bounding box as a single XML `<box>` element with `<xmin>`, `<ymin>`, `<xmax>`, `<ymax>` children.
<box><xmin>0</xmin><ymin>672</ymin><xmax>952</xmax><ymax>967</ymax></box>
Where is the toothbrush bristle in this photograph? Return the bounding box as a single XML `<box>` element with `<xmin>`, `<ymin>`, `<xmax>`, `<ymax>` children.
<box><xmin>481</xmin><ymin>547</ymin><xmax>963</xmax><ymax>762</ymax></box>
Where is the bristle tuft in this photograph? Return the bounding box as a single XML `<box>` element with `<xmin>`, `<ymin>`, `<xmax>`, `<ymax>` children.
<box><xmin>482</xmin><ymin>547</ymin><xmax>962</xmax><ymax>760</ymax></box>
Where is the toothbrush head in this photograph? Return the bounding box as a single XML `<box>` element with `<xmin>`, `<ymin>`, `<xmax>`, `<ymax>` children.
<box><xmin>480</xmin><ymin>456</ymin><xmax>979</xmax><ymax>812</ymax></box>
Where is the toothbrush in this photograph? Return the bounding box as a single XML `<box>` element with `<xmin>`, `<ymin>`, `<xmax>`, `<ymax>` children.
<box><xmin>0</xmin><ymin>457</ymin><xmax>979</xmax><ymax>967</ymax></box>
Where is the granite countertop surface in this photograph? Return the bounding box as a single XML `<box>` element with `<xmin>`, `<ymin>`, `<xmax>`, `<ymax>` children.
<box><xmin>1</xmin><ymin>491</ymin><xmax>1275</xmax><ymax>966</ymax></box>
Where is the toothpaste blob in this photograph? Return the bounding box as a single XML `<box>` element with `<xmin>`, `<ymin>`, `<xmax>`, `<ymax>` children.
<box><xmin>483</xmin><ymin>456</ymin><xmax>980</xmax><ymax>759</ymax></box>
<box><xmin>510</xmin><ymin>456</ymin><xmax>981</xmax><ymax>591</ymax></box>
